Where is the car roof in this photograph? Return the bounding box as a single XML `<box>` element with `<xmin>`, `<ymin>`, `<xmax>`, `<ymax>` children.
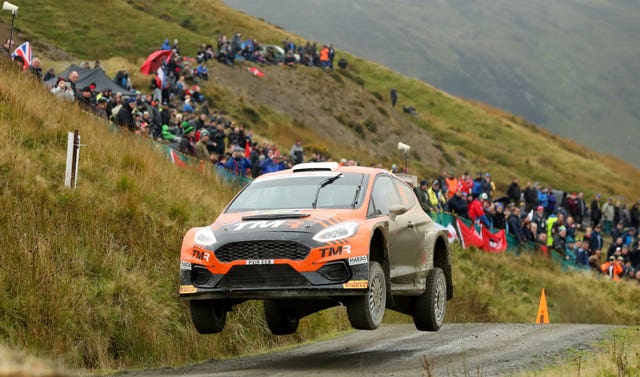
<box><xmin>253</xmin><ymin>163</ymin><xmax>389</xmax><ymax>182</ymax></box>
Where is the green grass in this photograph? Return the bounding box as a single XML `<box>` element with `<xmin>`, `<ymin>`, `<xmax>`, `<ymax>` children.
<box><xmin>1</xmin><ymin>1</ymin><xmax>640</xmax><ymax>374</ymax></box>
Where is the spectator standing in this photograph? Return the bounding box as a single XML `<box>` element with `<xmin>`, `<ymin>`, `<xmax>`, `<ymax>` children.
<box><xmin>415</xmin><ymin>180</ymin><xmax>430</xmax><ymax>213</ymax></box>
<box><xmin>506</xmin><ymin>178</ymin><xmax>521</xmax><ymax>206</ymax></box>
<box><xmin>546</xmin><ymin>187</ymin><xmax>557</xmax><ymax>216</ymax></box>
<box><xmin>445</xmin><ymin>170</ymin><xmax>459</xmax><ymax>199</ymax></box>
<box><xmin>390</xmin><ymin>88</ymin><xmax>398</xmax><ymax>107</ymax></box>
<box><xmin>591</xmin><ymin>194</ymin><xmax>602</xmax><ymax>228</ymax></box>
<box><xmin>590</xmin><ymin>223</ymin><xmax>604</xmax><ymax>254</ymax></box>
<box><xmin>459</xmin><ymin>172</ymin><xmax>473</xmax><ymax>195</ymax></box>
<box><xmin>532</xmin><ymin>205</ymin><xmax>546</xmax><ymax>235</ymax></box>
<box><xmin>446</xmin><ymin>190</ymin><xmax>468</xmax><ymax>219</ymax></box>
<box><xmin>225</xmin><ymin>146</ymin><xmax>252</xmax><ymax>176</ymax></box>
<box><xmin>115</xmin><ymin>97</ymin><xmax>136</xmax><ymax>132</ymax></box>
<box><xmin>629</xmin><ymin>202</ymin><xmax>639</xmax><ymax>229</ymax></box>
<box><xmin>289</xmin><ymin>140</ymin><xmax>304</xmax><ymax>165</ymax></box>
<box><xmin>28</xmin><ymin>57</ymin><xmax>42</xmax><ymax>80</ymax></box>
<box><xmin>576</xmin><ymin>192</ymin><xmax>587</xmax><ymax>229</ymax></box>
<box><xmin>67</xmin><ymin>70</ymin><xmax>79</xmax><ymax>99</ymax></box>
<box><xmin>194</xmin><ymin>130</ymin><xmax>211</xmax><ymax>161</ymax></box>
<box><xmin>551</xmin><ymin>226</ymin><xmax>567</xmax><ymax>258</ymax></box>
<box><xmin>469</xmin><ymin>193</ymin><xmax>491</xmax><ymax>228</ymax></box>
<box><xmin>491</xmin><ymin>202</ymin><xmax>507</xmax><ymax>230</ymax></box>
<box><xmin>601</xmin><ymin>198</ymin><xmax>615</xmax><ymax>236</ymax></box>
<box><xmin>260</xmin><ymin>150</ymin><xmax>285</xmax><ymax>174</ymax></box>
<box><xmin>523</xmin><ymin>181</ymin><xmax>538</xmax><ymax>213</ymax></box>
<box><xmin>507</xmin><ymin>205</ymin><xmax>525</xmax><ymax>245</ymax></box>
<box><xmin>427</xmin><ymin>180</ymin><xmax>446</xmax><ymax>212</ymax></box>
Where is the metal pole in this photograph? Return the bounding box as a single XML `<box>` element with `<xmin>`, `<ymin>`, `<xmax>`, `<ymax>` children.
<box><xmin>70</xmin><ymin>130</ymin><xmax>79</xmax><ymax>188</ymax></box>
<box><xmin>8</xmin><ymin>11</ymin><xmax>15</xmax><ymax>49</ymax></box>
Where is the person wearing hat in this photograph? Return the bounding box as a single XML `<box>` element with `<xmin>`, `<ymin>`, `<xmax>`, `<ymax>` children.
<box><xmin>469</xmin><ymin>192</ymin><xmax>492</xmax><ymax>228</ymax></box>
<box><xmin>224</xmin><ymin>145</ymin><xmax>252</xmax><ymax>176</ymax></box>
<box><xmin>115</xmin><ymin>97</ymin><xmax>137</xmax><ymax>132</ymax></box>
<box><xmin>415</xmin><ymin>180</ymin><xmax>430</xmax><ymax>213</ymax></box>
<box><xmin>427</xmin><ymin>179</ymin><xmax>446</xmax><ymax>212</ymax></box>
<box><xmin>194</xmin><ymin>129</ymin><xmax>212</xmax><ymax>162</ymax></box>
<box><xmin>95</xmin><ymin>95</ymin><xmax>109</xmax><ymax>119</ymax></box>
<box><xmin>601</xmin><ymin>254</ymin><xmax>624</xmax><ymax>281</ymax></box>
<box><xmin>179</xmin><ymin>121</ymin><xmax>196</xmax><ymax>156</ymax></box>
<box><xmin>77</xmin><ymin>86</ymin><xmax>95</xmax><ymax>112</ymax></box>
<box><xmin>551</xmin><ymin>225</ymin><xmax>567</xmax><ymax>258</ymax></box>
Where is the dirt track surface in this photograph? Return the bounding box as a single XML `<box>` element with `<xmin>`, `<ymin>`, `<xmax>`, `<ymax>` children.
<box><xmin>114</xmin><ymin>323</ymin><xmax>619</xmax><ymax>377</ymax></box>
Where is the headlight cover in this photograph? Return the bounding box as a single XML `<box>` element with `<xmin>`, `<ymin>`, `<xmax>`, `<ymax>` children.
<box><xmin>313</xmin><ymin>221</ymin><xmax>359</xmax><ymax>242</ymax></box>
<box><xmin>194</xmin><ymin>227</ymin><xmax>217</xmax><ymax>246</ymax></box>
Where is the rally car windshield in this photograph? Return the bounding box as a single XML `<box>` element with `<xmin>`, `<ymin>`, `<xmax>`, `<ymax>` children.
<box><xmin>226</xmin><ymin>173</ymin><xmax>368</xmax><ymax>213</ymax></box>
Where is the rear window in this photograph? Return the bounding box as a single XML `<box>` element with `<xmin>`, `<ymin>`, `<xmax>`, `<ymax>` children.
<box><xmin>226</xmin><ymin>173</ymin><xmax>368</xmax><ymax>213</ymax></box>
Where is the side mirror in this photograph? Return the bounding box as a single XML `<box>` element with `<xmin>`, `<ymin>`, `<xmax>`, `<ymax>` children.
<box><xmin>389</xmin><ymin>204</ymin><xmax>409</xmax><ymax>217</ymax></box>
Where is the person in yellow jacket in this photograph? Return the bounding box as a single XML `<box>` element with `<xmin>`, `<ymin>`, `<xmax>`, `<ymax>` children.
<box><xmin>427</xmin><ymin>179</ymin><xmax>447</xmax><ymax>212</ymax></box>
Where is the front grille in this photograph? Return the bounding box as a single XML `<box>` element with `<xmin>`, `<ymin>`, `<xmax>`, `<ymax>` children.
<box><xmin>214</xmin><ymin>241</ymin><xmax>310</xmax><ymax>262</ymax></box>
<box><xmin>216</xmin><ymin>264</ymin><xmax>309</xmax><ymax>289</ymax></box>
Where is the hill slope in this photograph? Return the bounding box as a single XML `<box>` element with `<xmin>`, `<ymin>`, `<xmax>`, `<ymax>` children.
<box><xmin>225</xmin><ymin>0</ymin><xmax>640</xmax><ymax>165</ymax></box>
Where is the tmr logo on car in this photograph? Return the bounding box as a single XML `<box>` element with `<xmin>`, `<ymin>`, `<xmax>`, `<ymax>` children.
<box><xmin>192</xmin><ymin>249</ymin><xmax>210</xmax><ymax>262</ymax></box>
<box><xmin>343</xmin><ymin>280</ymin><xmax>368</xmax><ymax>289</ymax></box>
<box><xmin>246</xmin><ymin>259</ymin><xmax>275</xmax><ymax>265</ymax></box>
<box><xmin>320</xmin><ymin>244</ymin><xmax>351</xmax><ymax>257</ymax></box>
<box><xmin>348</xmin><ymin>255</ymin><xmax>368</xmax><ymax>265</ymax></box>
<box><xmin>232</xmin><ymin>220</ymin><xmax>286</xmax><ymax>231</ymax></box>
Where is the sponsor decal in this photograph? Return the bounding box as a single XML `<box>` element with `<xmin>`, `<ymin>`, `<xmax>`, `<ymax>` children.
<box><xmin>179</xmin><ymin>285</ymin><xmax>197</xmax><ymax>294</ymax></box>
<box><xmin>232</xmin><ymin>220</ymin><xmax>286</xmax><ymax>231</ymax></box>
<box><xmin>320</xmin><ymin>244</ymin><xmax>351</xmax><ymax>258</ymax></box>
<box><xmin>180</xmin><ymin>261</ymin><xmax>192</xmax><ymax>271</ymax></box>
<box><xmin>348</xmin><ymin>255</ymin><xmax>368</xmax><ymax>266</ymax></box>
<box><xmin>343</xmin><ymin>280</ymin><xmax>368</xmax><ymax>289</ymax></box>
<box><xmin>192</xmin><ymin>249</ymin><xmax>210</xmax><ymax>262</ymax></box>
<box><xmin>246</xmin><ymin>259</ymin><xmax>275</xmax><ymax>265</ymax></box>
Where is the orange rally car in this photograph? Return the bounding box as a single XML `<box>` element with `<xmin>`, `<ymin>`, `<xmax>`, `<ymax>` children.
<box><xmin>179</xmin><ymin>162</ymin><xmax>453</xmax><ymax>335</ymax></box>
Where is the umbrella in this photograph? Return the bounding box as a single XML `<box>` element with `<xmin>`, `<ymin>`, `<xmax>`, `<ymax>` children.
<box><xmin>140</xmin><ymin>50</ymin><xmax>172</xmax><ymax>75</ymax></box>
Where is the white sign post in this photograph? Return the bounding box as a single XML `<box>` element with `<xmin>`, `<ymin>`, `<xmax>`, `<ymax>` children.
<box><xmin>64</xmin><ymin>130</ymin><xmax>80</xmax><ymax>188</ymax></box>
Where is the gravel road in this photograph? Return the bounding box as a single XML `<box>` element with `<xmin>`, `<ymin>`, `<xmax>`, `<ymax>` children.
<box><xmin>116</xmin><ymin>323</ymin><xmax>619</xmax><ymax>377</ymax></box>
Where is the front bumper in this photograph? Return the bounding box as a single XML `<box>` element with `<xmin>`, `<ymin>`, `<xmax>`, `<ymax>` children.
<box><xmin>179</xmin><ymin>260</ymin><xmax>369</xmax><ymax>300</ymax></box>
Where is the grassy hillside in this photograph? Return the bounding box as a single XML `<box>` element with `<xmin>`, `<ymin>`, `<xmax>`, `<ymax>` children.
<box><xmin>0</xmin><ymin>0</ymin><xmax>640</xmax><ymax>374</ymax></box>
<box><xmin>225</xmin><ymin>0</ymin><xmax>640</xmax><ymax>165</ymax></box>
<box><xmin>7</xmin><ymin>0</ymin><xmax>638</xmax><ymax>200</ymax></box>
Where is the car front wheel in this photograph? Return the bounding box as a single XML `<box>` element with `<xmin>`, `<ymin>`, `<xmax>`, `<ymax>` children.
<box><xmin>412</xmin><ymin>267</ymin><xmax>447</xmax><ymax>331</ymax></box>
<box><xmin>347</xmin><ymin>261</ymin><xmax>386</xmax><ymax>330</ymax></box>
<box><xmin>189</xmin><ymin>300</ymin><xmax>227</xmax><ymax>334</ymax></box>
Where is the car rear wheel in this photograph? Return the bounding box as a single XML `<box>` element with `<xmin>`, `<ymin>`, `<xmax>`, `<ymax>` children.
<box><xmin>189</xmin><ymin>300</ymin><xmax>227</xmax><ymax>334</ymax></box>
<box><xmin>347</xmin><ymin>261</ymin><xmax>386</xmax><ymax>330</ymax></box>
<box><xmin>264</xmin><ymin>300</ymin><xmax>300</xmax><ymax>335</ymax></box>
<box><xmin>413</xmin><ymin>267</ymin><xmax>447</xmax><ymax>331</ymax></box>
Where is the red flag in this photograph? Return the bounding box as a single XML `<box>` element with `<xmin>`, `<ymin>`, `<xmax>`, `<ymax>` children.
<box><xmin>245</xmin><ymin>140</ymin><xmax>251</xmax><ymax>156</ymax></box>
<box><xmin>481</xmin><ymin>227</ymin><xmax>507</xmax><ymax>252</ymax></box>
<box><xmin>247</xmin><ymin>67</ymin><xmax>264</xmax><ymax>77</ymax></box>
<box><xmin>169</xmin><ymin>149</ymin><xmax>189</xmax><ymax>169</ymax></box>
<box><xmin>456</xmin><ymin>218</ymin><xmax>483</xmax><ymax>249</ymax></box>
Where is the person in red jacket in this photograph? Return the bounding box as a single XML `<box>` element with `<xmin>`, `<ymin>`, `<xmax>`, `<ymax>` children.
<box><xmin>459</xmin><ymin>172</ymin><xmax>473</xmax><ymax>195</ymax></box>
<box><xmin>469</xmin><ymin>193</ymin><xmax>491</xmax><ymax>227</ymax></box>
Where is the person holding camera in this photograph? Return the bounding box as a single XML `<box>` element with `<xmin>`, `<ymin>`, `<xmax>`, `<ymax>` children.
<box><xmin>50</xmin><ymin>77</ymin><xmax>74</xmax><ymax>101</ymax></box>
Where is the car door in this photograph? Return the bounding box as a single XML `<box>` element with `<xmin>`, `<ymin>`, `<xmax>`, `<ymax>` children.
<box><xmin>368</xmin><ymin>175</ymin><xmax>420</xmax><ymax>284</ymax></box>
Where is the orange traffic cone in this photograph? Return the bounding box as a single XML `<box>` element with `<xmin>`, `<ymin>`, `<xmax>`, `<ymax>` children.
<box><xmin>536</xmin><ymin>288</ymin><xmax>550</xmax><ymax>324</ymax></box>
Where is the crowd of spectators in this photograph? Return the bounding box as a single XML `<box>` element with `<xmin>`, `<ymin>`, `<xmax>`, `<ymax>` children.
<box><xmin>412</xmin><ymin>171</ymin><xmax>640</xmax><ymax>283</ymax></box>
<box><xmin>4</xmin><ymin>35</ymin><xmax>639</xmax><ymax>285</ymax></box>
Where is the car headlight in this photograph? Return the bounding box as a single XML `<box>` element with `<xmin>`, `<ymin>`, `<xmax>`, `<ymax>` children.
<box><xmin>194</xmin><ymin>227</ymin><xmax>217</xmax><ymax>246</ymax></box>
<box><xmin>313</xmin><ymin>222</ymin><xmax>359</xmax><ymax>242</ymax></box>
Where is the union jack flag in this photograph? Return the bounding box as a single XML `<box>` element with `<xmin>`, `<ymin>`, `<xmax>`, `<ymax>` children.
<box><xmin>11</xmin><ymin>41</ymin><xmax>32</xmax><ymax>71</ymax></box>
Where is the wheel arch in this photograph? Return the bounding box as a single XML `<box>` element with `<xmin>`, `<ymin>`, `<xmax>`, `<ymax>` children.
<box><xmin>433</xmin><ymin>234</ymin><xmax>453</xmax><ymax>300</ymax></box>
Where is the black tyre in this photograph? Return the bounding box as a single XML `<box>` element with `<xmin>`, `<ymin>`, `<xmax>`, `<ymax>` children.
<box><xmin>264</xmin><ymin>300</ymin><xmax>299</xmax><ymax>335</ymax></box>
<box><xmin>347</xmin><ymin>261</ymin><xmax>386</xmax><ymax>330</ymax></box>
<box><xmin>189</xmin><ymin>300</ymin><xmax>227</xmax><ymax>334</ymax></box>
<box><xmin>413</xmin><ymin>267</ymin><xmax>447</xmax><ymax>331</ymax></box>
